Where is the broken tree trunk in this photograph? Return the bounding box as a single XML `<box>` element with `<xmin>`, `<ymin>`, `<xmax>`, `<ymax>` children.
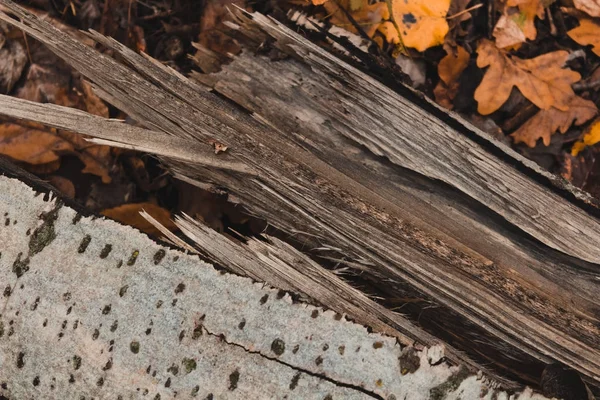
<box><xmin>1</xmin><ymin>162</ymin><xmax>540</xmax><ymax>399</ymax></box>
<box><xmin>0</xmin><ymin>0</ymin><xmax>598</xmax><ymax>394</ymax></box>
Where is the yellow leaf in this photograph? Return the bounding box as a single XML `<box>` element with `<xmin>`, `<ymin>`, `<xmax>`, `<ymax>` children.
<box><xmin>474</xmin><ymin>39</ymin><xmax>581</xmax><ymax>115</ymax></box>
<box><xmin>568</xmin><ymin>18</ymin><xmax>600</xmax><ymax>57</ymax></box>
<box><xmin>384</xmin><ymin>0</ymin><xmax>451</xmax><ymax>51</ymax></box>
<box><xmin>572</xmin><ymin>118</ymin><xmax>600</xmax><ymax>156</ymax></box>
<box><xmin>511</xmin><ymin>96</ymin><xmax>597</xmax><ymax>147</ymax></box>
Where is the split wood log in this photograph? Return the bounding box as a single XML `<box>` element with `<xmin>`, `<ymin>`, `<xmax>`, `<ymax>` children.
<box><xmin>0</xmin><ymin>163</ymin><xmax>544</xmax><ymax>399</ymax></box>
<box><xmin>0</xmin><ymin>0</ymin><xmax>598</xmax><ymax>393</ymax></box>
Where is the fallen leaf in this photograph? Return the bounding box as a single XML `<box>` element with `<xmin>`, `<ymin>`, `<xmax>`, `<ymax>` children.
<box><xmin>572</xmin><ymin>118</ymin><xmax>600</xmax><ymax>155</ymax></box>
<box><xmin>324</xmin><ymin>0</ymin><xmax>389</xmax><ymax>38</ymax></box>
<box><xmin>474</xmin><ymin>39</ymin><xmax>581</xmax><ymax>115</ymax></box>
<box><xmin>434</xmin><ymin>45</ymin><xmax>470</xmax><ymax>109</ymax></box>
<box><xmin>493</xmin><ymin>0</ymin><xmax>545</xmax><ymax>47</ymax></box>
<box><xmin>511</xmin><ymin>96</ymin><xmax>597</xmax><ymax>147</ymax></box>
<box><xmin>444</xmin><ymin>0</ymin><xmax>474</xmax><ymax>47</ymax></box>
<box><xmin>567</xmin><ymin>18</ymin><xmax>600</xmax><ymax>56</ymax></box>
<box><xmin>0</xmin><ymin>123</ymin><xmax>73</xmax><ymax>165</ymax></box>
<box><xmin>382</xmin><ymin>0</ymin><xmax>451</xmax><ymax>51</ymax></box>
<box><xmin>573</xmin><ymin>0</ymin><xmax>600</xmax><ymax>17</ymax></box>
<box><xmin>0</xmin><ymin>39</ymin><xmax>27</xmax><ymax>94</ymax></box>
<box><xmin>47</xmin><ymin>175</ymin><xmax>76</xmax><ymax>198</ymax></box>
<box><xmin>102</xmin><ymin>202</ymin><xmax>178</xmax><ymax>237</ymax></box>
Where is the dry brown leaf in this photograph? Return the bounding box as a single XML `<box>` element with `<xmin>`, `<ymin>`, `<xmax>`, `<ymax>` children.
<box><xmin>47</xmin><ymin>175</ymin><xmax>76</xmax><ymax>198</ymax></box>
<box><xmin>102</xmin><ymin>202</ymin><xmax>177</xmax><ymax>237</ymax></box>
<box><xmin>324</xmin><ymin>0</ymin><xmax>389</xmax><ymax>38</ymax></box>
<box><xmin>0</xmin><ymin>38</ymin><xmax>27</xmax><ymax>94</ymax></box>
<box><xmin>0</xmin><ymin>123</ymin><xmax>73</xmax><ymax>165</ymax></box>
<box><xmin>474</xmin><ymin>39</ymin><xmax>581</xmax><ymax>115</ymax></box>
<box><xmin>574</xmin><ymin>0</ymin><xmax>600</xmax><ymax>17</ymax></box>
<box><xmin>434</xmin><ymin>45</ymin><xmax>470</xmax><ymax>109</ymax></box>
<box><xmin>568</xmin><ymin>17</ymin><xmax>600</xmax><ymax>56</ymax></box>
<box><xmin>493</xmin><ymin>0</ymin><xmax>546</xmax><ymax>48</ymax></box>
<box><xmin>511</xmin><ymin>96</ymin><xmax>597</xmax><ymax>147</ymax></box>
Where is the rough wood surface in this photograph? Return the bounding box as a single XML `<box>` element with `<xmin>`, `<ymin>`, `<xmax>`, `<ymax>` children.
<box><xmin>0</xmin><ymin>172</ymin><xmax>551</xmax><ymax>400</ymax></box>
<box><xmin>0</xmin><ymin>1</ymin><xmax>599</xmax><ymax>391</ymax></box>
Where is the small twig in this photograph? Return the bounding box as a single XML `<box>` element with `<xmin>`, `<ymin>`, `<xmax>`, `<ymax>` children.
<box><xmin>446</xmin><ymin>3</ymin><xmax>483</xmax><ymax>20</ymax></box>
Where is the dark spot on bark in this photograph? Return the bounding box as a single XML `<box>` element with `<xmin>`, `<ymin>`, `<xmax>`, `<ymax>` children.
<box><xmin>179</xmin><ymin>330</ymin><xmax>185</xmax><ymax>341</ymax></box>
<box><xmin>97</xmin><ymin>377</ymin><xmax>104</xmax><ymax>387</ymax></box>
<box><xmin>164</xmin><ymin>378</ymin><xmax>171</xmax><ymax>388</ymax></box>
<box><xmin>3</xmin><ymin>286</ymin><xmax>10</xmax><ymax>297</ymax></box>
<box><xmin>103</xmin><ymin>359</ymin><xmax>113</xmax><ymax>371</ymax></box>
<box><xmin>0</xmin><ymin>321</ymin><xmax>4</xmax><ymax>337</ymax></box>
<box><xmin>183</xmin><ymin>358</ymin><xmax>197</xmax><ymax>374</ymax></box>
<box><xmin>154</xmin><ymin>394</ymin><xmax>161</xmax><ymax>400</ymax></box>
<box><xmin>110</xmin><ymin>320</ymin><xmax>118</xmax><ymax>332</ymax></box>
<box><xmin>192</xmin><ymin>325</ymin><xmax>202</xmax><ymax>339</ymax></box>
<box><xmin>29</xmin><ymin>203</ymin><xmax>61</xmax><ymax>256</ymax></box>
<box><xmin>156</xmin><ymin>300</ymin><xmax>163</xmax><ymax>308</ymax></box>
<box><xmin>4</xmin><ymin>218</ymin><xmax>9</xmax><ymax>226</ymax></box>
<box><xmin>145</xmin><ymin>328</ymin><xmax>152</xmax><ymax>335</ymax></box>
<box><xmin>229</xmin><ymin>369</ymin><xmax>240</xmax><ymax>391</ymax></box>
<box><xmin>16</xmin><ymin>352</ymin><xmax>25</xmax><ymax>368</ymax></box>
<box><xmin>324</xmin><ymin>395</ymin><xmax>333</xmax><ymax>400</ymax></box>
<box><xmin>42</xmin><ymin>319</ymin><xmax>48</xmax><ymax>327</ymax></box>
<box><xmin>191</xmin><ymin>385</ymin><xmax>200</xmax><ymax>397</ymax></box>
<box><xmin>292</xmin><ymin>344</ymin><xmax>300</xmax><ymax>354</ymax></box>
<box><xmin>315</xmin><ymin>356</ymin><xmax>323</xmax><ymax>366</ymax></box>
<box><xmin>100</xmin><ymin>244</ymin><xmax>112</xmax><ymax>259</ymax></box>
<box><xmin>116</xmin><ymin>260</ymin><xmax>123</xmax><ymax>268</ymax></box>
<box><xmin>373</xmin><ymin>341</ymin><xmax>384</xmax><ymax>349</ymax></box>
<box><xmin>69</xmin><ymin>374</ymin><xmax>75</xmax><ymax>383</ymax></box>
<box><xmin>238</xmin><ymin>319</ymin><xmax>246</xmax><ymax>330</ymax></box>
<box><xmin>399</xmin><ymin>346</ymin><xmax>420</xmax><ymax>375</ymax></box>
<box><xmin>338</xmin><ymin>345</ymin><xmax>345</xmax><ymax>355</ymax></box>
<box><xmin>73</xmin><ymin>355</ymin><xmax>82</xmax><ymax>370</ymax></box>
<box><xmin>175</xmin><ymin>283</ymin><xmax>185</xmax><ymax>294</ymax></box>
<box><xmin>12</xmin><ymin>253</ymin><xmax>29</xmax><ymax>278</ymax></box>
<box><xmin>102</xmin><ymin>304</ymin><xmax>112</xmax><ymax>315</ymax></box>
<box><xmin>130</xmin><ymin>341</ymin><xmax>140</xmax><ymax>354</ymax></box>
<box><xmin>322</xmin><ymin>344</ymin><xmax>329</xmax><ymax>351</ymax></box>
<box><xmin>430</xmin><ymin>366</ymin><xmax>471</xmax><ymax>400</ymax></box>
<box><xmin>259</xmin><ymin>294</ymin><xmax>268</xmax><ymax>304</ymax></box>
<box><xmin>92</xmin><ymin>329</ymin><xmax>100</xmax><ymax>340</ymax></box>
<box><xmin>172</xmin><ymin>299</ymin><xmax>178</xmax><ymax>306</ymax></box>
<box><xmin>271</xmin><ymin>339</ymin><xmax>285</xmax><ymax>356</ymax></box>
<box><xmin>168</xmin><ymin>364</ymin><xmax>179</xmax><ymax>375</ymax></box>
<box><xmin>72</xmin><ymin>213</ymin><xmax>82</xmax><ymax>224</ymax></box>
<box><xmin>334</xmin><ymin>313</ymin><xmax>343</xmax><ymax>320</ymax></box>
<box><xmin>276</xmin><ymin>290</ymin><xmax>286</xmax><ymax>299</ymax></box>
<box><xmin>32</xmin><ymin>376</ymin><xmax>40</xmax><ymax>386</ymax></box>
<box><xmin>311</xmin><ymin>310</ymin><xmax>318</xmax><ymax>318</ymax></box>
<box><xmin>78</xmin><ymin>235</ymin><xmax>91</xmax><ymax>253</ymax></box>
<box><xmin>127</xmin><ymin>250</ymin><xmax>139</xmax><ymax>266</ymax></box>
<box><xmin>205</xmin><ymin>394</ymin><xmax>213</xmax><ymax>400</ymax></box>
<box><xmin>119</xmin><ymin>285</ymin><xmax>128</xmax><ymax>297</ymax></box>
<box><xmin>63</xmin><ymin>292</ymin><xmax>72</xmax><ymax>301</ymax></box>
<box><xmin>289</xmin><ymin>373</ymin><xmax>301</xmax><ymax>390</ymax></box>
<box><xmin>153</xmin><ymin>250</ymin><xmax>166</xmax><ymax>265</ymax></box>
<box><xmin>66</xmin><ymin>306</ymin><xmax>72</xmax><ymax>315</ymax></box>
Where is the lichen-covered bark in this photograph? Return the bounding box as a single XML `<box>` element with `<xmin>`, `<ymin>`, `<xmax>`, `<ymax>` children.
<box><xmin>0</xmin><ymin>175</ymin><xmax>548</xmax><ymax>399</ymax></box>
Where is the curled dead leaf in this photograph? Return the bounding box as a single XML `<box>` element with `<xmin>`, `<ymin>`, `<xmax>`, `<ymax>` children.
<box><xmin>475</xmin><ymin>39</ymin><xmax>581</xmax><ymax>115</ymax></box>
<box><xmin>511</xmin><ymin>96</ymin><xmax>597</xmax><ymax>147</ymax></box>
<box><xmin>102</xmin><ymin>202</ymin><xmax>178</xmax><ymax>237</ymax></box>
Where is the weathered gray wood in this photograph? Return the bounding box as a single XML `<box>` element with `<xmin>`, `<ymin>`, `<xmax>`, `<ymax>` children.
<box><xmin>0</xmin><ymin>1</ymin><xmax>599</xmax><ymax>390</ymax></box>
<box><xmin>2</xmin><ymin>172</ymin><xmax>542</xmax><ymax>399</ymax></box>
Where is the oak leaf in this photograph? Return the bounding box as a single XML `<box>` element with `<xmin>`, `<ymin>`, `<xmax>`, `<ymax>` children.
<box><xmin>474</xmin><ymin>39</ymin><xmax>581</xmax><ymax>115</ymax></box>
<box><xmin>434</xmin><ymin>45</ymin><xmax>470</xmax><ymax>109</ymax></box>
<box><xmin>573</xmin><ymin>0</ymin><xmax>600</xmax><ymax>17</ymax></box>
<box><xmin>572</xmin><ymin>118</ymin><xmax>600</xmax><ymax>155</ymax></box>
<box><xmin>102</xmin><ymin>202</ymin><xmax>177</xmax><ymax>237</ymax></box>
<box><xmin>567</xmin><ymin>18</ymin><xmax>600</xmax><ymax>56</ymax></box>
<box><xmin>493</xmin><ymin>0</ymin><xmax>545</xmax><ymax>48</ymax></box>
<box><xmin>511</xmin><ymin>96</ymin><xmax>597</xmax><ymax>147</ymax></box>
<box><xmin>380</xmin><ymin>0</ymin><xmax>451</xmax><ymax>51</ymax></box>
